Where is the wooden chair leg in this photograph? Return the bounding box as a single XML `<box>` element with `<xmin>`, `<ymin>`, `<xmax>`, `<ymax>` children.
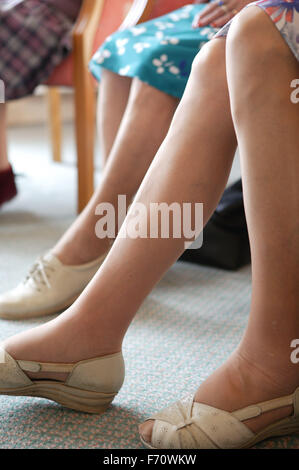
<box><xmin>48</xmin><ymin>88</ymin><xmax>62</xmax><ymax>163</ymax></box>
<box><xmin>74</xmin><ymin>67</ymin><xmax>95</xmax><ymax>213</ymax></box>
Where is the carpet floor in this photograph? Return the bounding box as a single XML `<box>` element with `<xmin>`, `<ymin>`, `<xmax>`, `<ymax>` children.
<box><xmin>0</xmin><ymin>125</ymin><xmax>298</xmax><ymax>449</ymax></box>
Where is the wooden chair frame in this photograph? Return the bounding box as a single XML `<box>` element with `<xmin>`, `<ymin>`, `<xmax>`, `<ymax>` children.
<box><xmin>48</xmin><ymin>0</ymin><xmax>156</xmax><ymax>212</ymax></box>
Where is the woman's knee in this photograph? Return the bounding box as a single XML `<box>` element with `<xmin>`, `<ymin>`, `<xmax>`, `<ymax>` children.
<box><xmin>226</xmin><ymin>6</ymin><xmax>295</xmax><ymax>119</ymax></box>
<box><xmin>128</xmin><ymin>78</ymin><xmax>178</xmax><ymax>117</ymax></box>
<box><xmin>227</xmin><ymin>6</ymin><xmax>290</xmax><ymax>73</ymax></box>
<box><xmin>191</xmin><ymin>39</ymin><xmax>226</xmax><ymax>86</ymax></box>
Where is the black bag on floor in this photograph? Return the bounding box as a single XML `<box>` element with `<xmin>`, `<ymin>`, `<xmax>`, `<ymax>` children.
<box><xmin>179</xmin><ymin>179</ymin><xmax>251</xmax><ymax>271</ymax></box>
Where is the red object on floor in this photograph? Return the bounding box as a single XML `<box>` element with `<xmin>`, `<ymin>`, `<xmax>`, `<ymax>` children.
<box><xmin>0</xmin><ymin>165</ymin><xmax>17</xmax><ymax>206</ymax></box>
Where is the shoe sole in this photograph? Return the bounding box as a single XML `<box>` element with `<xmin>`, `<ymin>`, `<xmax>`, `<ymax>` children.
<box><xmin>0</xmin><ymin>292</ymin><xmax>81</xmax><ymax>321</ymax></box>
<box><xmin>0</xmin><ymin>381</ymin><xmax>117</xmax><ymax>414</ymax></box>
<box><xmin>240</xmin><ymin>415</ymin><xmax>299</xmax><ymax>449</ymax></box>
<box><xmin>140</xmin><ymin>416</ymin><xmax>299</xmax><ymax>449</ymax></box>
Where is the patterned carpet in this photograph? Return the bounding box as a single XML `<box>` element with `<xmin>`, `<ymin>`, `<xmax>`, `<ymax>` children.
<box><xmin>0</xmin><ymin>129</ymin><xmax>298</xmax><ymax>449</ymax></box>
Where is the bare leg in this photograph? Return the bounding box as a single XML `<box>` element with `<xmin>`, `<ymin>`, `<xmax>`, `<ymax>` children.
<box><xmin>0</xmin><ymin>103</ymin><xmax>9</xmax><ymax>170</ymax></box>
<box><xmin>4</xmin><ymin>39</ymin><xmax>237</xmax><ymax>373</ymax></box>
<box><xmin>53</xmin><ymin>75</ymin><xmax>178</xmax><ymax>265</ymax></box>
<box><xmin>141</xmin><ymin>7</ymin><xmax>299</xmax><ymax>442</ymax></box>
<box><xmin>97</xmin><ymin>69</ymin><xmax>132</xmax><ymax>164</ymax></box>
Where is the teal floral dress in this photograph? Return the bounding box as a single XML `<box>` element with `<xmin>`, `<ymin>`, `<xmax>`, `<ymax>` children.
<box><xmin>89</xmin><ymin>4</ymin><xmax>218</xmax><ymax>99</ymax></box>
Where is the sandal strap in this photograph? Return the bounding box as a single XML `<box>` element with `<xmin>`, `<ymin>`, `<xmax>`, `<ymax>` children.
<box><xmin>232</xmin><ymin>388</ymin><xmax>299</xmax><ymax>421</ymax></box>
<box><xmin>232</xmin><ymin>395</ymin><xmax>293</xmax><ymax>421</ymax></box>
<box><xmin>0</xmin><ymin>348</ymin><xmax>33</xmax><ymax>388</ymax></box>
<box><xmin>17</xmin><ymin>360</ymin><xmax>74</xmax><ymax>374</ymax></box>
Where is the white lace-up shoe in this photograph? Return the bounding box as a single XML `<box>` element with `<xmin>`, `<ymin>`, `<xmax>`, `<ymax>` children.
<box><xmin>0</xmin><ymin>251</ymin><xmax>108</xmax><ymax>320</ymax></box>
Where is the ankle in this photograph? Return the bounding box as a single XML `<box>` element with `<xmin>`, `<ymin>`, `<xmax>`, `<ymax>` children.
<box><xmin>238</xmin><ymin>336</ymin><xmax>299</xmax><ymax>393</ymax></box>
<box><xmin>195</xmin><ymin>347</ymin><xmax>299</xmax><ymax>414</ymax></box>
<box><xmin>236</xmin><ymin>344</ymin><xmax>299</xmax><ymax>398</ymax></box>
<box><xmin>53</xmin><ymin>237</ymin><xmax>112</xmax><ymax>266</ymax></box>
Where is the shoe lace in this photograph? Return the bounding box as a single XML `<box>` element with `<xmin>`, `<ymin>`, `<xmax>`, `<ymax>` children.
<box><xmin>24</xmin><ymin>257</ymin><xmax>55</xmax><ymax>291</ymax></box>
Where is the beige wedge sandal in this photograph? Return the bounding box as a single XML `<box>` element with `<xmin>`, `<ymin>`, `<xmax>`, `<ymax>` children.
<box><xmin>0</xmin><ymin>346</ymin><xmax>125</xmax><ymax>413</ymax></box>
<box><xmin>140</xmin><ymin>389</ymin><xmax>299</xmax><ymax>449</ymax></box>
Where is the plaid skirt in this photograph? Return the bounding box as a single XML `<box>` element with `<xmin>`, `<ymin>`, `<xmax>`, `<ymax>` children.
<box><xmin>0</xmin><ymin>0</ymin><xmax>81</xmax><ymax>101</ymax></box>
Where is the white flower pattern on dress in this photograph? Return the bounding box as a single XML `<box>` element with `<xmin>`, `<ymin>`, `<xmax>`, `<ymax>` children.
<box><xmin>152</xmin><ymin>54</ymin><xmax>180</xmax><ymax>75</ymax></box>
<box><xmin>116</xmin><ymin>38</ymin><xmax>129</xmax><ymax>55</ymax></box>
<box><xmin>160</xmin><ymin>37</ymin><xmax>180</xmax><ymax>46</ymax></box>
<box><xmin>169</xmin><ymin>11</ymin><xmax>190</xmax><ymax>21</ymax></box>
<box><xmin>155</xmin><ymin>31</ymin><xmax>164</xmax><ymax>40</ymax></box>
<box><xmin>133</xmin><ymin>42</ymin><xmax>151</xmax><ymax>53</ymax></box>
<box><xmin>89</xmin><ymin>3</ymin><xmax>222</xmax><ymax>99</ymax></box>
<box><xmin>119</xmin><ymin>65</ymin><xmax>131</xmax><ymax>75</ymax></box>
<box><xmin>93</xmin><ymin>48</ymin><xmax>111</xmax><ymax>64</ymax></box>
<box><xmin>168</xmin><ymin>3</ymin><xmax>194</xmax><ymax>21</ymax></box>
<box><xmin>154</xmin><ymin>21</ymin><xmax>174</xmax><ymax>31</ymax></box>
<box><xmin>155</xmin><ymin>31</ymin><xmax>180</xmax><ymax>46</ymax></box>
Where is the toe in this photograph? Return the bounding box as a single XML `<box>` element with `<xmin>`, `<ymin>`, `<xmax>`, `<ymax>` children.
<box><xmin>139</xmin><ymin>419</ymin><xmax>155</xmax><ymax>445</ymax></box>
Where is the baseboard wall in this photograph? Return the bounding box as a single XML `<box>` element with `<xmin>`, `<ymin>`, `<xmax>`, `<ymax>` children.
<box><xmin>7</xmin><ymin>87</ymin><xmax>75</xmax><ymax>127</ymax></box>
